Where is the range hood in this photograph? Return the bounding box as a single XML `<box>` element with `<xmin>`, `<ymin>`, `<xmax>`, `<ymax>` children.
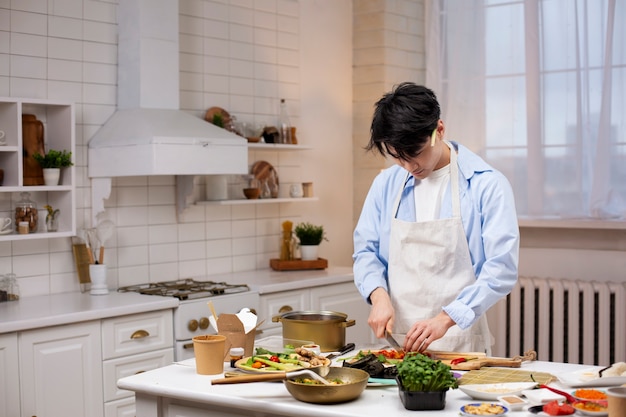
<box><xmin>88</xmin><ymin>0</ymin><xmax>247</xmax><ymax>179</ymax></box>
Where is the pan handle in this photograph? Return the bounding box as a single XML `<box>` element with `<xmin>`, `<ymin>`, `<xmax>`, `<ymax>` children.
<box><xmin>339</xmin><ymin>319</ymin><xmax>356</xmax><ymax>328</ymax></box>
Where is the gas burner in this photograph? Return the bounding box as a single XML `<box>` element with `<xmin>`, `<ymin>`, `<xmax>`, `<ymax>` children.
<box><xmin>117</xmin><ymin>278</ymin><xmax>250</xmax><ymax>300</ymax></box>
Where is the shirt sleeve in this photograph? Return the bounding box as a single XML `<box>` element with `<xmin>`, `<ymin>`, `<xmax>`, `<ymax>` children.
<box><xmin>443</xmin><ymin>169</ymin><xmax>520</xmax><ymax>329</ymax></box>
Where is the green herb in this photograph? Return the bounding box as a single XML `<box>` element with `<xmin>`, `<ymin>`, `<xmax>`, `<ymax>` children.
<box><xmin>294</xmin><ymin>222</ymin><xmax>327</xmax><ymax>245</ymax></box>
<box><xmin>396</xmin><ymin>353</ymin><xmax>458</xmax><ymax>392</ymax></box>
<box><xmin>32</xmin><ymin>149</ymin><xmax>73</xmax><ymax>168</ymax></box>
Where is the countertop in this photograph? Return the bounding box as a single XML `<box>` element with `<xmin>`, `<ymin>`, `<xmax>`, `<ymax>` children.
<box><xmin>118</xmin><ymin>359</ymin><xmax>594</xmax><ymax>417</ymax></box>
<box><xmin>0</xmin><ymin>291</ymin><xmax>178</xmax><ymax>333</ymax></box>
<box><xmin>0</xmin><ymin>266</ymin><xmax>355</xmax><ymax>334</ymax></box>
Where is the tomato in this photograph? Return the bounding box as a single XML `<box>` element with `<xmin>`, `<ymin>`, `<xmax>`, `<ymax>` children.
<box><xmin>376</xmin><ymin>349</ymin><xmax>405</xmax><ymax>360</ymax></box>
<box><xmin>543</xmin><ymin>400</ymin><xmax>575</xmax><ymax>416</ymax></box>
<box><xmin>251</xmin><ymin>361</ymin><xmax>263</xmax><ymax>369</ymax></box>
<box><xmin>269</xmin><ymin>356</ymin><xmax>280</xmax><ymax>363</ymax></box>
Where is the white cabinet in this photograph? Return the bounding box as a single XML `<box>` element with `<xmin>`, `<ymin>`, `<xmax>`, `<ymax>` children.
<box><xmin>258</xmin><ymin>282</ymin><xmax>374</xmax><ymax>345</ymax></box>
<box><xmin>101</xmin><ymin>310</ymin><xmax>174</xmax><ymax>417</ymax></box>
<box><xmin>19</xmin><ymin>321</ymin><xmax>103</xmax><ymax>417</ymax></box>
<box><xmin>0</xmin><ymin>97</ymin><xmax>76</xmax><ymax>240</ymax></box>
<box><xmin>0</xmin><ymin>333</ymin><xmax>19</xmax><ymax>417</ymax></box>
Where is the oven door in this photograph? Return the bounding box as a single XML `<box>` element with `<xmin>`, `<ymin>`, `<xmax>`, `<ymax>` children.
<box><xmin>176</xmin><ymin>340</ymin><xmax>196</xmax><ymax>361</ymax></box>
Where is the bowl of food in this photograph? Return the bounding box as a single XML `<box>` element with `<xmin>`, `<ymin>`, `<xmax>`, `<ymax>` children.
<box><xmin>284</xmin><ymin>366</ymin><xmax>369</xmax><ymax>404</ymax></box>
<box><xmin>459</xmin><ymin>402</ymin><xmax>509</xmax><ymax>416</ymax></box>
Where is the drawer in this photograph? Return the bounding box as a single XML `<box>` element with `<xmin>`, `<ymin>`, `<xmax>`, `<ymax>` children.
<box><xmin>258</xmin><ymin>289</ymin><xmax>310</xmax><ymax>330</ymax></box>
<box><xmin>102</xmin><ymin>310</ymin><xmax>173</xmax><ymax>359</ymax></box>
<box><xmin>103</xmin><ymin>348</ymin><xmax>174</xmax><ymax>402</ymax></box>
<box><xmin>104</xmin><ymin>394</ymin><xmax>135</xmax><ymax>417</ymax></box>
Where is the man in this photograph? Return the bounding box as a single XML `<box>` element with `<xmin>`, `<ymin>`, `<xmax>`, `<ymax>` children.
<box><xmin>353</xmin><ymin>83</ymin><xmax>519</xmax><ymax>353</ymax></box>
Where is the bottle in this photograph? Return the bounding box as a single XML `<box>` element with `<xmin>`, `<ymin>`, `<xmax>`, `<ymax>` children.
<box><xmin>278</xmin><ymin>98</ymin><xmax>291</xmax><ymax>144</ymax></box>
<box><xmin>15</xmin><ymin>192</ymin><xmax>38</xmax><ymax>233</ymax></box>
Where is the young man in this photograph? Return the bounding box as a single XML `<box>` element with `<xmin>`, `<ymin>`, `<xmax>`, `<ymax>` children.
<box><xmin>353</xmin><ymin>83</ymin><xmax>519</xmax><ymax>353</ymax></box>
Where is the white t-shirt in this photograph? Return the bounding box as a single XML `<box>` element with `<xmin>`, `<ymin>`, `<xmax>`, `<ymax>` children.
<box><xmin>414</xmin><ymin>164</ymin><xmax>451</xmax><ymax>221</ymax></box>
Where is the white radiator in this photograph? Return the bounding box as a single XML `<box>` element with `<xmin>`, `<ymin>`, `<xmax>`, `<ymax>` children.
<box><xmin>490</xmin><ymin>276</ymin><xmax>626</xmax><ymax>365</ymax></box>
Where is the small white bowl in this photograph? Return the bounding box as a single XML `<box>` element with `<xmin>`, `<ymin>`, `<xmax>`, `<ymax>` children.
<box><xmin>301</xmin><ymin>344</ymin><xmax>321</xmax><ymax>355</ymax></box>
<box><xmin>497</xmin><ymin>394</ymin><xmax>528</xmax><ymax>411</ymax></box>
<box><xmin>522</xmin><ymin>388</ymin><xmax>566</xmax><ymax>405</ymax></box>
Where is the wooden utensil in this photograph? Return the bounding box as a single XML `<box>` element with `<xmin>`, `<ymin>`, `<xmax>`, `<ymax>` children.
<box><xmin>211</xmin><ymin>367</ymin><xmax>331</xmax><ymax>385</ymax></box>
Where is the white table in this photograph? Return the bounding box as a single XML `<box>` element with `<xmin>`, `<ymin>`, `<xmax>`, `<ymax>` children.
<box><xmin>117</xmin><ymin>359</ymin><xmax>595</xmax><ymax>417</ymax></box>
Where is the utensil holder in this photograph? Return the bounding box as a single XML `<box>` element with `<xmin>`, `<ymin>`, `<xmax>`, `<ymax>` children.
<box><xmin>89</xmin><ymin>264</ymin><xmax>108</xmax><ymax>295</ymax></box>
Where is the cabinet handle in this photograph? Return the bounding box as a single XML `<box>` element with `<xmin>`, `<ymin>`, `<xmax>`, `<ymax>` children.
<box><xmin>278</xmin><ymin>305</ymin><xmax>293</xmax><ymax>314</ymax></box>
<box><xmin>183</xmin><ymin>342</ymin><xmax>194</xmax><ymax>350</ymax></box>
<box><xmin>130</xmin><ymin>329</ymin><xmax>150</xmax><ymax>339</ymax></box>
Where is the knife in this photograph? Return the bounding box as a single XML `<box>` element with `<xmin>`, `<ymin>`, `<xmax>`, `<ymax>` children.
<box><xmin>325</xmin><ymin>342</ymin><xmax>356</xmax><ymax>360</ymax></box>
<box><xmin>385</xmin><ymin>331</ymin><xmax>404</xmax><ymax>353</ymax></box>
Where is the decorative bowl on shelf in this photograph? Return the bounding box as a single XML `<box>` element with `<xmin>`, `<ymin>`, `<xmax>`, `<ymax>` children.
<box><xmin>243</xmin><ymin>188</ymin><xmax>260</xmax><ymax>199</ymax></box>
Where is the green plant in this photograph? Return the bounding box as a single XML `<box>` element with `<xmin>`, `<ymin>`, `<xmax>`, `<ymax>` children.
<box><xmin>395</xmin><ymin>353</ymin><xmax>458</xmax><ymax>392</ymax></box>
<box><xmin>33</xmin><ymin>149</ymin><xmax>73</xmax><ymax>168</ymax></box>
<box><xmin>294</xmin><ymin>222</ymin><xmax>327</xmax><ymax>245</ymax></box>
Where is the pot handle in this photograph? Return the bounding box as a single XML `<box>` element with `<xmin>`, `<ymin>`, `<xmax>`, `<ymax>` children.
<box><xmin>339</xmin><ymin>319</ymin><xmax>356</xmax><ymax>328</ymax></box>
<box><xmin>272</xmin><ymin>315</ymin><xmax>281</xmax><ymax>323</ymax></box>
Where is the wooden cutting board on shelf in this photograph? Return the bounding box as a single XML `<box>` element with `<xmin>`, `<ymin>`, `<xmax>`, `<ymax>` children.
<box><xmin>22</xmin><ymin>114</ymin><xmax>45</xmax><ymax>185</ymax></box>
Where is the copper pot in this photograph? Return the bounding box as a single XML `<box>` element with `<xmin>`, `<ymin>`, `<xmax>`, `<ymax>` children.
<box><xmin>272</xmin><ymin>310</ymin><xmax>355</xmax><ymax>352</ymax></box>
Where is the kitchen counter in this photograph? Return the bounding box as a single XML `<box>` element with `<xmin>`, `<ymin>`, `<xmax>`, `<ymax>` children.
<box><xmin>0</xmin><ymin>291</ymin><xmax>179</xmax><ymax>333</ymax></box>
<box><xmin>202</xmin><ymin>266</ymin><xmax>354</xmax><ymax>294</ymax></box>
<box><xmin>118</xmin><ymin>359</ymin><xmax>592</xmax><ymax>417</ymax></box>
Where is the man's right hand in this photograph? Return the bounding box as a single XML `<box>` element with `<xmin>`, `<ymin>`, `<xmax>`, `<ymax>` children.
<box><xmin>368</xmin><ymin>287</ymin><xmax>395</xmax><ymax>339</ymax></box>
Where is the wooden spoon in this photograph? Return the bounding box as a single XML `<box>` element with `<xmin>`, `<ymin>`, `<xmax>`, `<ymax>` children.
<box><xmin>211</xmin><ymin>366</ymin><xmax>331</xmax><ymax>385</ymax></box>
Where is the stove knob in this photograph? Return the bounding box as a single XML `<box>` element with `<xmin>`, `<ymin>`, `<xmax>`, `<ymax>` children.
<box><xmin>188</xmin><ymin>319</ymin><xmax>199</xmax><ymax>332</ymax></box>
<box><xmin>199</xmin><ymin>317</ymin><xmax>210</xmax><ymax>330</ymax></box>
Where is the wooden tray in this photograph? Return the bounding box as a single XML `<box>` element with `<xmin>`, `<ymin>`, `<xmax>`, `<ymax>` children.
<box><xmin>270</xmin><ymin>258</ymin><xmax>328</xmax><ymax>271</ymax></box>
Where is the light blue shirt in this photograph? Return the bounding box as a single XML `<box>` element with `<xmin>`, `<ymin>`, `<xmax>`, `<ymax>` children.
<box><xmin>353</xmin><ymin>141</ymin><xmax>520</xmax><ymax>329</ymax></box>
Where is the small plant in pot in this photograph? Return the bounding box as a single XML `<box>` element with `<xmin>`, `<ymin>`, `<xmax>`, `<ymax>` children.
<box><xmin>33</xmin><ymin>149</ymin><xmax>73</xmax><ymax>186</ymax></box>
<box><xmin>395</xmin><ymin>352</ymin><xmax>458</xmax><ymax>410</ymax></box>
<box><xmin>294</xmin><ymin>222</ymin><xmax>327</xmax><ymax>261</ymax></box>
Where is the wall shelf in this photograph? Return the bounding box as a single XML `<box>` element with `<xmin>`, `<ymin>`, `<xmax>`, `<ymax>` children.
<box><xmin>196</xmin><ymin>197</ymin><xmax>318</xmax><ymax>206</ymax></box>
<box><xmin>247</xmin><ymin>143</ymin><xmax>313</xmax><ymax>151</ymax></box>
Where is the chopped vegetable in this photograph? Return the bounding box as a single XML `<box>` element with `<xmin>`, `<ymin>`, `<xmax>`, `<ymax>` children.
<box><xmin>573</xmin><ymin>388</ymin><xmax>607</xmax><ymax>400</ymax></box>
<box><xmin>451</xmin><ymin>357</ymin><xmax>467</xmax><ymax>365</ymax></box>
<box><xmin>251</xmin><ymin>361</ymin><xmax>263</xmax><ymax>369</ymax></box>
<box><xmin>543</xmin><ymin>401</ymin><xmax>575</xmax><ymax>416</ymax></box>
<box><xmin>573</xmin><ymin>401</ymin><xmax>608</xmax><ymax>412</ymax></box>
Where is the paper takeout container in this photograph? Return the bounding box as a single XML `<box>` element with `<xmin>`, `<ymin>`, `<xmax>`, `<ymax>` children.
<box><xmin>216</xmin><ymin>313</ymin><xmax>259</xmax><ymax>357</ymax></box>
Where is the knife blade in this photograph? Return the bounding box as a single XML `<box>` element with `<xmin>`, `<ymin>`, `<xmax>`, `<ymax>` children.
<box><xmin>325</xmin><ymin>342</ymin><xmax>356</xmax><ymax>360</ymax></box>
<box><xmin>385</xmin><ymin>331</ymin><xmax>404</xmax><ymax>353</ymax></box>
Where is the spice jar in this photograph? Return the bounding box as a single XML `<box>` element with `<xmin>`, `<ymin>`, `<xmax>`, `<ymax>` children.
<box><xmin>0</xmin><ymin>273</ymin><xmax>19</xmax><ymax>301</ymax></box>
<box><xmin>15</xmin><ymin>192</ymin><xmax>38</xmax><ymax>233</ymax></box>
<box><xmin>229</xmin><ymin>347</ymin><xmax>244</xmax><ymax>367</ymax></box>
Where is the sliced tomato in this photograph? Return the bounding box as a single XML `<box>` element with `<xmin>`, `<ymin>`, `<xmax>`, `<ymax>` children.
<box><xmin>269</xmin><ymin>355</ymin><xmax>280</xmax><ymax>362</ymax></box>
<box><xmin>543</xmin><ymin>400</ymin><xmax>575</xmax><ymax>416</ymax></box>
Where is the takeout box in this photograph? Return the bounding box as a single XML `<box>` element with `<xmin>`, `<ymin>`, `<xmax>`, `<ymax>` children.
<box><xmin>216</xmin><ymin>313</ymin><xmax>259</xmax><ymax>357</ymax></box>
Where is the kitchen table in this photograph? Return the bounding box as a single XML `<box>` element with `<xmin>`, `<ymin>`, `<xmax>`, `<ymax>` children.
<box><xmin>117</xmin><ymin>358</ymin><xmax>594</xmax><ymax>417</ymax></box>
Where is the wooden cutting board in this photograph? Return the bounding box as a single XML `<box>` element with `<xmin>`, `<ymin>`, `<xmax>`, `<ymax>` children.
<box><xmin>22</xmin><ymin>114</ymin><xmax>45</xmax><ymax>185</ymax></box>
<box><xmin>428</xmin><ymin>349</ymin><xmax>536</xmax><ymax>370</ymax></box>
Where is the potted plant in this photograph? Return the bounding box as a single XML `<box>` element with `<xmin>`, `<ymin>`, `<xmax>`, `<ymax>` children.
<box><xmin>294</xmin><ymin>222</ymin><xmax>327</xmax><ymax>260</ymax></box>
<box><xmin>32</xmin><ymin>149</ymin><xmax>73</xmax><ymax>186</ymax></box>
<box><xmin>395</xmin><ymin>353</ymin><xmax>458</xmax><ymax>410</ymax></box>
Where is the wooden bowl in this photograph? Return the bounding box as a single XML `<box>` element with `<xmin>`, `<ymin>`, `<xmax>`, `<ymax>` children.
<box><xmin>243</xmin><ymin>188</ymin><xmax>260</xmax><ymax>199</ymax></box>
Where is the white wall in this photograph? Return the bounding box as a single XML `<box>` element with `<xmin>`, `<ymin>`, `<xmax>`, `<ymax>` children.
<box><xmin>0</xmin><ymin>0</ymin><xmax>354</xmax><ymax>297</ymax></box>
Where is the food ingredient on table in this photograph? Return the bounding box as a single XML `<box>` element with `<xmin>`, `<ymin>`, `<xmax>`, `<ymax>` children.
<box><xmin>462</xmin><ymin>402</ymin><xmax>507</xmax><ymax>415</ymax></box>
<box><xmin>572</xmin><ymin>401</ymin><xmax>608</xmax><ymax>413</ymax></box>
<box><xmin>396</xmin><ymin>353</ymin><xmax>458</xmax><ymax>392</ymax></box>
<box><xmin>573</xmin><ymin>388</ymin><xmax>607</xmax><ymax>401</ymax></box>
<box><xmin>342</xmin><ymin>353</ymin><xmax>397</xmax><ymax>379</ymax></box>
<box><xmin>543</xmin><ymin>400</ymin><xmax>575</xmax><ymax>416</ymax></box>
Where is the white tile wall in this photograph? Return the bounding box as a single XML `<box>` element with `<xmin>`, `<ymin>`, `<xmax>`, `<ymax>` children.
<box><xmin>0</xmin><ymin>0</ymin><xmax>310</xmax><ymax>297</ymax></box>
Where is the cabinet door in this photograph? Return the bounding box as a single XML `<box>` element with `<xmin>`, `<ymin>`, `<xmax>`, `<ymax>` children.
<box><xmin>101</xmin><ymin>310</ymin><xmax>173</xmax><ymax>360</ymax></box>
<box><xmin>310</xmin><ymin>282</ymin><xmax>375</xmax><ymax>345</ymax></box>
<box><xmin>258</xmin><ymin>289</ymin><xmax>310</xmax><ymax>332</ymax></box>
<box><xmin>0</xmin><ymin>333</ymin><xmax>20</xmax><ymax>417</ymax></box>
<box><xmin>19</xmin><ymin>321</ymin><xmax>103</xmax><ymax>417</ymax></box>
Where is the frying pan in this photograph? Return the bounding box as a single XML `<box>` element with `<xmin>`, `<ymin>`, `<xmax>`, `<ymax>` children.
<box><xmin>283</xmin><ymin>367</ymin><xmax>369</xmax><ymax>404</ymax></box>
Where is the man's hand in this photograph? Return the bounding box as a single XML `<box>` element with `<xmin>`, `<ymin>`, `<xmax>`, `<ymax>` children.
<box><xmin>367</xmin><ymin>287</ymin><xmax>395</xmax><ymax>339</ymax></box>
<box><xmin>403</xmin><ymin>311</ymin><xmax>456</xmax><ymax>352</ymax></box>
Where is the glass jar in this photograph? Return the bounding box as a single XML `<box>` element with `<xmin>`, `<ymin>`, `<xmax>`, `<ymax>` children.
<box><xmin>15</xmin><ymin>192</ymin><xmax>38</xmax><ymax>233</ymax></box>
<box><xmin>1</xmin><ymin>273</ymin><xmax>19</xmax><ymax>301</ymax></box>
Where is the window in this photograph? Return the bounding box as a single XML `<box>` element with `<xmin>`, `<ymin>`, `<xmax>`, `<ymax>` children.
<box><xmin>427</xmin><ymin>0</ymin><xmax>626</xmax><ymax>220</ymax></box>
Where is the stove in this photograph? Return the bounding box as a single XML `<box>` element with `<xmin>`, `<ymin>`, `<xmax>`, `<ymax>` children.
<box><xmin>118</xmin><ymin>278</ymin><xmax>259</xmax><ymax>361</ymax></box>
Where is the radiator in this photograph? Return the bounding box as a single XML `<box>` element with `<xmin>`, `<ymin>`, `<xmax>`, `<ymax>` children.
<box><xmin>490</xmin><ymin>276</ymin><xmax>626</xmax><ymax>365</ymax></box>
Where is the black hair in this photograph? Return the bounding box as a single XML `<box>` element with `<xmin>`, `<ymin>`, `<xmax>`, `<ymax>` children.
<box><xmin>366</xmin><ymin>82</ymin><xmax>441</xmax><ymax>161</ymax></box>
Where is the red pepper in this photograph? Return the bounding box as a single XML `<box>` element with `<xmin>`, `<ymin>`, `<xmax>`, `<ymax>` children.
<box><xmin>269</xmin><ymin>355</ymin><xmax>280</xmax><ymax>363</ymax></box>
<box><xmin>451</xmin><ymin>357</ymin><xmax>467</xmax><ymax>365</ymax></box>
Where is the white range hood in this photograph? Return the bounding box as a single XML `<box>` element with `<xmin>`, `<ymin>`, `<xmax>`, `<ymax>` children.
<box><xmin>88</xmin><ymin>0</ymin><xmax>247</xmax><ymax>221</ymax></box>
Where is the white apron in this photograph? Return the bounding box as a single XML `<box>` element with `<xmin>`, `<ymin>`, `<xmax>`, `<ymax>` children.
<box><xmin>388</xmin><ymin>142</ymin><xmax>491</xmax><ymax>353</ymax></box>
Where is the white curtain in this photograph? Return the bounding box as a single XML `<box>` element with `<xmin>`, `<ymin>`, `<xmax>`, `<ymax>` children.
<box><xmin>426</xmin><ymin>0</ymin><xmax>626</xmax><ymax>220</ymax></box>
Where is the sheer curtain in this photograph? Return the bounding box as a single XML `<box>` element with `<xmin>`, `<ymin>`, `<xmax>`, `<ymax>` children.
<box><xmin>426</xmin><ymin>0</ymin><xmax>626</xmax><ymax>220</ymax></box>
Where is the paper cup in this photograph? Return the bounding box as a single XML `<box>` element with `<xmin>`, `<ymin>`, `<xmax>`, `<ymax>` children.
<box><xmin>193</xmin><ymin>334</ymin><xmax>227</xmax><ymax>375</ymax></box>
<box><xmin>608</xmin><ymin>386</ymin><xmax>626</xmax><ymax>417</ymax></box>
